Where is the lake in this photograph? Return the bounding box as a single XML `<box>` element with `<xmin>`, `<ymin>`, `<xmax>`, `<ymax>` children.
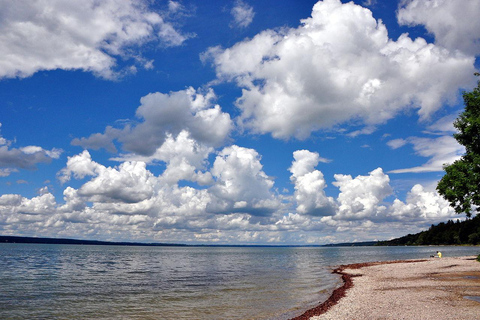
<box><xmin>0</xmin><ymin>244</ymin><xmax>478</xmax><ymax>319</ymax></box>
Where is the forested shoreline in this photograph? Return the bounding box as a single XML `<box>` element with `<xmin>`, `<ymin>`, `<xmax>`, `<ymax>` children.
<box><xmin>377</xmin><ymin>215</ymin><xmax>480</xmax><ymax>246</ymax></box>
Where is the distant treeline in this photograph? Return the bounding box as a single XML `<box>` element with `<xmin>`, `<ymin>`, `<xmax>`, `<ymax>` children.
<box><xmin>0</xmin><ymin>235</ymin><xmax>186</xmax><ymax>247</ymax></box>
<box><xmin>322</xmin><ymin>241</ymin><xmax>377</xmax><ymax>247</ymax></box>
<box><xmin>377</xmin><ymin>215</ymin><xmax>480</xmax><ymax>246</ymax></box>
<box><xmin>0</xmin><ymin>235</ymin><xmax>326</xmax><ymax>247</ymax></box>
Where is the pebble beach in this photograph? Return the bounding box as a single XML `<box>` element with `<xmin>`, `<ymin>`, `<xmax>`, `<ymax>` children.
<box><xmin>293</xmin><ymin>256</ymin><xmax>480</xmax><ymax>320</ymax></box>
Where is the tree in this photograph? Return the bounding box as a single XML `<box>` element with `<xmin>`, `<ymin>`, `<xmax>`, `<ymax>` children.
<box><xmin>437</xmin><ymin>74</ymin><xmax>480</xmax><ymax>218</ymax></box>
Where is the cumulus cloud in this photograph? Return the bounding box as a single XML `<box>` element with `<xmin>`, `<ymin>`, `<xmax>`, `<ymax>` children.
<box><xmin>58</xmin><ymin>150</ymin><xmax>101</xmax><ymax>183</ymax></box>
<box><xmin>208</xmin><ymin>145</ymin><xmax>280</xmax><ymax>216</ymax></box>
<box><xmin>398</xmin><ymin>0</ymin><xmax>480</xmax><ymax>56</ymax></box>
<box><xmin>230</xmin><ymin>0</ymin><xmax>255</xmax><ymax>28</ymax></box>
<box><xmin>203</xmin><ymin>0</ymin><xmax>476</xmax><ymax>140</ymax></box>
<box><xmin>52</xmin><ymin>147</ymin><xmax>281</xmax><ymax>239</ymax></box>
<box><xmin>0</xmin><ymin>147</ymin><xmax>467</xmax><ymax>243</ymax></box>
<box><xmin>78</xmin><ymin>161</ymin><xmax>157</xmax><ymax>205</ymax></box>
<box><xmin>16</xmin><ymin>192</ymin><xmax>57</xmax><ymax>215</ymax></box>
<box><xmin>0</xmin><ymin>0</ymin><xmax>192</xmax><ymax>79</ymax></box>
<box><xmin>0</xmin><ymin>125</ymin><xmax>62</xmax><ymax>176</ymax></box>
<box><xmin>114</xmin><ymin>130</ymin><xmax>214</xmax><ymax>186</ymax></box>
<box><xmin>333</xmin><ymin>168</ymin><xmax>393</xmax><ymax>220</ymax></box>
<box><xmin>390</xmin><ymin>184</ymin><xmax>456</xmax><ymax>221</ymax></box>
<box><xmin>72</xmin><ymin>87</ymin><xmax>232</xmax><ymax>156</ymax></box>
<box><xmin>289</xmin><ymin>150</ymin><xmax>336</xmax><ymax>216</ymax></box>
<box><xmin>0</xmin><ymin>192</ymin><xmax>57</xmax><ymax>233</ymax></box>
<box><xmin>58</xmin><ymin>150</ymin><xmax>157</xmax><ymax>205</ymax></box>
<box><xmin>55</xmin><ymin>150</ymin><xmax>212</xmax><ymax>222</ymax></box>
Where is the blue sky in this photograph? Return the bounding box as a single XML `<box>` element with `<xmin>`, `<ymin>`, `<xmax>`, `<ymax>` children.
<box><xmin>0</xmin><ymin>0</ymin><xmax>479</xmax><ymax>244</ymax></box>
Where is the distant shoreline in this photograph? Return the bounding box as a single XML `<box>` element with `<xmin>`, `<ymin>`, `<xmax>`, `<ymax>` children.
<box><xmin>0</xmin><ymin>235</ymin><xmax>186</xmax><ymax>247</ymax></box>
<box><xmin>0</xmin><ymin>235</ymin><xmax>377</xmax><ymax>247</ymax></box>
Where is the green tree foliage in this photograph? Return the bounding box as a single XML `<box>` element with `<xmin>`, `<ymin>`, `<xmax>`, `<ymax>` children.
<box><xmin>437</xmin><ymin>75</ymin><xmax>480</xmax><ymax>217</ymax></box>
<box><xmin>376</xmin><ymin>215</ymin><xmax>480</xmax><ymax>246</ymax></box>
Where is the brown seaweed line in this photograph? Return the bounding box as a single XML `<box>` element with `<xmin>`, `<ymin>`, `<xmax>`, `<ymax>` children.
<box><xmin>290</xmin><ymin>259</ymin><xmax>427</xmax><ymax>320</ymax></box>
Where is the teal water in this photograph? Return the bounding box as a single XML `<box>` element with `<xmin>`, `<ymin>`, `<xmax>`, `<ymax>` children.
<box><xmin>0</xmin><ymin>244</ymin><xmax>478</xmax><ymax>319</ymax></box>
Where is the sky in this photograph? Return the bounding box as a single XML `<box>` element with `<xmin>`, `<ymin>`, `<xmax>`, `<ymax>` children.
<box><xmin>0</xmin><ymin>0</ymin><xmax>479</xmax><ymax>245</ymax></box>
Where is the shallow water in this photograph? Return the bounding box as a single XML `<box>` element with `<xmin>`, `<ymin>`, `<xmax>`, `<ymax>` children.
<box><xmin>0</xmin><ymin>244</ymin><xmax>478</xmax><ymax>319</ymax></box>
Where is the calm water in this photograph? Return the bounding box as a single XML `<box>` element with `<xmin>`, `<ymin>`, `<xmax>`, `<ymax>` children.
<box><xmin>0</xmin><ymin>244</ymin><xmax>478</xmax><ymax>320</ymax></box>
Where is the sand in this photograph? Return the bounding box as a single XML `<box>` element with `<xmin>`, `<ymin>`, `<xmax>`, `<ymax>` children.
<box><xmin>293</xmin><ymin>256</ymin><xmax>480</xmax><ymax>320</ymax></box>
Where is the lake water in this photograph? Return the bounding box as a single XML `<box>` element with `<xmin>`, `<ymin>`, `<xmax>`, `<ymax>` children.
<box><xmin>0</xmin><ymin>244</ymin><xmax>478</xmax><ymax>319</ymax></box>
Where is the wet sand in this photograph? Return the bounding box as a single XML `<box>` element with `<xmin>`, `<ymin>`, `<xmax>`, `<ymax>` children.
<box><xmin>292</xmin><ymin>256</ymin><xmax>480</xmax><ymax>320</ymax></box>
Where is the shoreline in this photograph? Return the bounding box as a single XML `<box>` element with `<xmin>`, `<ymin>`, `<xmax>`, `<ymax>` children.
<box><xmin>291</xmin><ymin>256</ymin><xmax>480</xmax><ymax>320</ymax></box>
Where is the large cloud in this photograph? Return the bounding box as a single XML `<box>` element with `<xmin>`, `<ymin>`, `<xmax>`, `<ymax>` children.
<box><xmin>203</xmin><ymin>0</ymin><xmax>476</xmax><ymax>139</ymax></box>
<box><xmin>0</xmin><ymin>0</ymin><xmax>191</xmax><ymax>79</ymax></box>
<box><xmin>0</xmin><ymin>148</ymin><xmax>466</xmax><ymax>243</ymax></box>
<box><xmin>72</xmin><ymin>87</ymin><xmax>233</xmax><ymax>156</ymax></box>
<box><xmin>398</xmin><ymin>0</ymin><xmax>480</xmax><ymax>56</ymax></box>
<box><xmin>57</xmin><ymin>150</ymin><xmax>213</xmax><ymax>221</ymax></box>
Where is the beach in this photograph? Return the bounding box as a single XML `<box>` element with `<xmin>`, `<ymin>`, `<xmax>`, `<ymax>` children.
<box><xmin>293</xmin><ymin>256</ymin><xmax>480</xmax><ymax>320</ymax></box>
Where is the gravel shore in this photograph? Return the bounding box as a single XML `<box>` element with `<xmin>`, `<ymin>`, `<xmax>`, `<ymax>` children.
<box><xmin>296</xmin><ymin>256</ymin><xmax>480</xmax><ymax>320</ymax></box>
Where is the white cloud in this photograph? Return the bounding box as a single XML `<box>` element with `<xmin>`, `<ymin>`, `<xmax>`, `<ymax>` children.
<box><xmin>0</xmin><ymin>194</ymin><xmax>23</xmax><ymax>207</ymax></box>
<box><xmin>114</xmin><ymin>131</ymin><xmax>214</xmax><ymax>186</ymax></box>
<box><xmin>149</xmin><ymin>131</ymin><xmax>213</xmax><ymax>186</ymax></box>
<box><xmin>0</xmin><ymin>147</ymin><xmax>466</xmax><ymax>243</ymax></box>
<box><xmin>58</xmin><ymin>150</ymin><xmax>158</xmax><ymax>205</ymax></box>
<box><xmin>398</xmin><ymin>0</ymin><xmax>480</xmax><ymax>56</ymax></box>
<box><xmin>289</xmin><ymin>150</ymin><xmax>336</xmax><ymax>216</ymax></box>
<box><xmin>0</xmin><ymin>0</ymin><xmax>191</xmax><ymax>79</ymax></box>
<box><xmin>0</xmin><ymin>168</ymin><xmax>18</xmax><ymax>177</ymax></box>
<box><xmin>230</xmin><ymin>0</ymin><xmax>255</xmax><ymax>28</ymax></box>
<box><xmin>72</xmin><ymin>87</ymin><xmax>232</xmax><ymax>156</ymax></box>
<box><xmin>204</xmin><ymin>0</ymin><xmax>476</xmax><ymax>140</ymax></box>
<box><xmin>389</xmin><ymin>135</ymin><xmax>464</xmax><ymax>173</ymax></box>
<box><xmin>208</xmin><ymin>145</ymin><xmax>281</xmax><ymax>216</ymax></box>
<box><xmin>0</xmin><ymin>192</ymin><xmax>57</xmax><ymax>225</ymax></box>
<box><xmin>387</xmin><ymin>138</ymin><xmax>407</xmax><ymax>149</ymax></box>
<box><xmin>275</xmin><ymin>213</ymin><xmax>313</xmax><ymax>230</ymax></box>
<box><xmin>424</xmin><ymin>114</ymin><xmax>458</xmax><ymax>134</ymax></box>
<box><xmin>58</xmin><ymin>150</ymin><xmax>101</xmax><ymax>183</ymax></box>
<box><xmin>50</xmin><ymin>147</ymin><xmax>281</xmax><ymax>241</ymax></box>
<box><xmin>333</xmin><ymin>168</ymin><xmax>393</xmax><ymax>220</ymax></box>
<box><xmin>78</xmin><ymin>161</ymin><xmax>157</xmax><ymax>205</ymax></box>
<box><xmin>389</xmin><ymin>184</ymin><xmax>456</xmax><ymax>221</ymax></box>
